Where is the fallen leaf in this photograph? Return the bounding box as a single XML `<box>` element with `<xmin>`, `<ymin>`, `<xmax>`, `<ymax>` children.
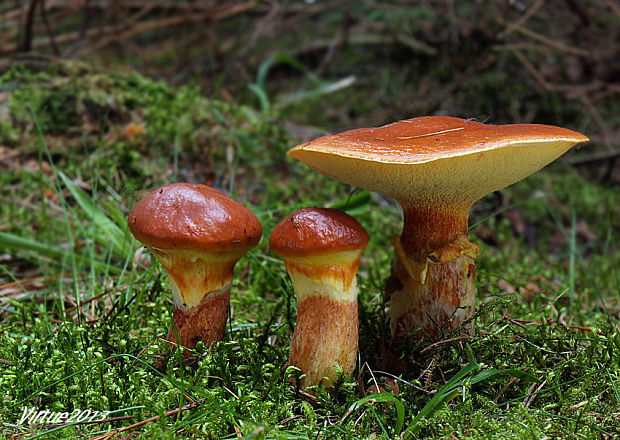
<box><xmin>498</xmin><ymin>279</ymin><xmax>516</xmax><ymax>294</ymax></box>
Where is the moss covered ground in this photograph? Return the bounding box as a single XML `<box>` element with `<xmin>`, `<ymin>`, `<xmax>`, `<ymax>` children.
<box><xmin>0</xmin><ymin>46</ymin><xmax>618</xmax><ymax>440</ymax></box>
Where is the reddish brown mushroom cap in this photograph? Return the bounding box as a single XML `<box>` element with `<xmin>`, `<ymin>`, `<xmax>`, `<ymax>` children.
<box><xmin>128</xmin><ymin>183</ymin><xmax>262</xmax><ymax>252</ymax></box>
<box><xmin>288</xmin><ymin>116</ymin><xmax>589</xmax><ymax>205</ymax></box>
<box><xmin>291</xmin><ymin>116</ymin><xmax>588</xmax><ymax>163</ymax></box>
<box><xmin>270</xmin><ymin>207</ymin><xmax>369</xmax><ymax>258</ymax></box>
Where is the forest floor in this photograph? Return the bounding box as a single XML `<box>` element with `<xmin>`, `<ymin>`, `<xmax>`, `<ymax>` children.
<box><xmin>0</xmin><ymin>2</ymin><xmax>619</xmax><ymax>439</ymax></box>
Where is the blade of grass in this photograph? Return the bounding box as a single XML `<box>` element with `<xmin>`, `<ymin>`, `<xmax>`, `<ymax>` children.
<box><xmin>345</xmin><ymin>392</ymin><xmax>405</xmax><ymax>434</ymax></box>
<box><xmin>329</xmin><ymin>190</ymin><xmax>371</xmax><ymax>214</ymax></box>
<box><xmin>403</xmin><ymin>361</ymin><xmax>479</xmax><ymax>437</ymax></box>
<box><xmin>403</xmin><ymin>362</ymin><xmax>540</xmax><ymax>437</ymax></box>
<box><xmin>569</xmin><ymin>200</ymin><xmax>576</xmax><ymax>313</ymax></box>
<box><xmin>276</xmin><ymin>76</ymin><xmax>355</xmax><ymax>110</ymax></box>
<box><xmin>0</xmin><ymin>232</ymin><xmax>121</xmax><ymax>274</ymax></box>
<box><xmin>247</xmin><ymin>84</ymin><xmax>270</xmax><ymax>113</ymax></box>
<box><xmin>367</xmin><ymin>406</ymin><xmax>389</xmax><ymax>438</ymax></box>
<box><xmin>605</xmin><ymin>368</ymin><xmax>620</xmax><ymax>405</ymax></box>
<box><xmin>543</xmin><ymin>196</ymin><xmax>611</xmax><ymax>324</ymax></box>
<box><xmin>58</xmin><ymin>171</ymin><xmax>131</xmax><ymax>260</ymax></box>
<box><xmin>256</xmin><ymin>54</ymin><xmax>311</xmax><ymax>91</ymax></box>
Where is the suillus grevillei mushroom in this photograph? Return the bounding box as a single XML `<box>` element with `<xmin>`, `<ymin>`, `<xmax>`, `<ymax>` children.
<box><xmin>287</xmin><ymin>116</ymin><xmax>589</xmax><ymax>342</ymax></box>
<box><xmin>128</xmin><ymin>183</ymin><xmax>262</xmax><ymax>354</ymax></box>
<box><xmin>270</xmin><ymin>207</ymin><xmax>368</xmax><ymax>388</ymax></box>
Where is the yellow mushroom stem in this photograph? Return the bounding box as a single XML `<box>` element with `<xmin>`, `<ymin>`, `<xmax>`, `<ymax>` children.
<box><xmin>283</xmin><ymin>250</ymin><xmax>362</xmax><ymax>388</ymax></box>
<box><xmin>150</xmin><ymin>248</ymin><xmax>248</xmax><ymax>352</ymax></box>
<box><xmin>387</xmin><ymin>205</ymin><xmax>480</xmax><ymax>340</ymax></box>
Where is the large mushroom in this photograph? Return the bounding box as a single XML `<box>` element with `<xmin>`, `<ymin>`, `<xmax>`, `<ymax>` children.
<box><xmin>270</xmin><ymin>207</ymin><xmax>368</xmax><ymax>388</ymax></box>
<box><xmin>287</xmin><ymin>116</ymin><xmax>588</xmax><ymax>341</ymax></box>
<box><xmin>128</xmin><ymin>183</ymin><xmax>262</xmax><ymax>354</ymax></box>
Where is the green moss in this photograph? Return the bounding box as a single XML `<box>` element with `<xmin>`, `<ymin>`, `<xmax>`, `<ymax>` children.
<box><xmin>0</xmin><ymin>59</ymin><xmax>618</xmax><ymax>439</ymax></box>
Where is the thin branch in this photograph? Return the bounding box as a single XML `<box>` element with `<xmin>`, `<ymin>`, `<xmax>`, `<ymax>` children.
<box><xmin>420</xmin><ymin>336</ymin><xmax>474</xmax><ymax>354</ymax></box>
<box><xmin>511</xmin><ymin>48</ymin><xmax>552</xmax><ymax>91</ymax></box>
<box><xmin>78</xmin><ymin>0</ymin><xmax>91</xmax><ymax>41</ymax></box>
<box><xmin>566</xmin><ymin>149</ymin><xmax>620</xmax><ymax>165</ymax></box>
<box><xmin>1</xmin><ymin>1</ymin><xmax>258</xmax><ymax>56</ymax></box>
<box><xmin>291</xmin><ymin>33</ymin><xmax>436</xmax><ymax>58</ymax></box>
<box><xmin>37</xmin><ymin>414</ymin><xmax>134</xmax><ymax>430</ymax></box>
<box><xmin>19</xmin><ymin>0</ymin><xmax>39</xmax><ymax>52</ymax></box>
<box><xmin>607</xmin><ymin>0</ymin><xmax>620</xmax><ymax>18</ymax></box>
<box><xmin>38</xmin><ymin>0</ymin><xmax>60</xmax><ymax>55</ymax></box>
<box><xmin>497</xmin><ymin>17</ymin><xmax>590</xmax><ymax>57</ymax></box>
<box><xmin>507</xmin><ymin>318</ymin><xmax>607</xmax><ymax>336</ymax></box>
<box><xmin>86</xmin><ymin>399</ymin><xmax>204</xmax><ymax>440</ymax></box>
<box><xmin>579</xmin><ymin>93</ymin><xmax>614</xmax><ymax>145</ymax></box>
<box><xmin>71</xmin><ymin>0</ymin><xmax>168</xmax><ymax>57</ymax></box>
<box><xmin>498</xmin><ymin>0</ymin><xmax>545</xmax><ymax>39</ymax></box>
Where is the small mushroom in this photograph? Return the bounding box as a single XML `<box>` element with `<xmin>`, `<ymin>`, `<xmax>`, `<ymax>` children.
<box><xmin>288</xmin><ymin>116</ymin><xmax>588</xmax><ymax>341</ymax></box>
<box><xmin>270</xmin><ymin>207</ymin><xmax>368</xmax><ymax>388</ymax></box>
<box><xmin>128</xmin><ymin>183</ymin><xmax>262</xmax><ymax>354</ymax></box>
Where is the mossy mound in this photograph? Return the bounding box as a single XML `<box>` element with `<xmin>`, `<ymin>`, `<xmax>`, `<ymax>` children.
<box><xmin>0</xmin><ymin>58</ymin><xmax>292</xmax><ymax>195</ymax></box>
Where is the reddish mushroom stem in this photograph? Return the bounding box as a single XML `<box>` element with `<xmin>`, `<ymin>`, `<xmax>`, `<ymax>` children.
<box><xmin>168</xmin><ymin>290</ymin><xmax>230</xmax><ymax>350</ymax></box>
<box><xmin>388</xmin><ymin>204</ymin><xmax>479</xmax><ymax>340</ymax></box>
<box><xmin>400</xmin><ymin>205</ymin><xmax>469</xmax><ymax>259</ymax></box>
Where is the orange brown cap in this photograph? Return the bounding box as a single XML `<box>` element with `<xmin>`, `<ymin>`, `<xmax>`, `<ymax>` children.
<box><xmin>288</xmin><ymin>116</ymin><xmax>589</xmax><ymax>206</ymax></box>
<box><xmin>128</xmin><ymin>183</ymin><xmax>262</xmax><ymax>251</ymax></box>
<box><xmin>270</xmin><ymin>207</ymin><xmax>368</xmax><ymax>258</ymax></box>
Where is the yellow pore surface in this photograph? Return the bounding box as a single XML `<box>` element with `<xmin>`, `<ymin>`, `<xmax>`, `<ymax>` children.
<box><xmin>291</xmin><ymin>139</ymin><xmax>582</xmax><ymax>207</ymax></box>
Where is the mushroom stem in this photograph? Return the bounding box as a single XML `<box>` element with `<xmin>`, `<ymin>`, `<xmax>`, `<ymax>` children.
<box><xmin>151</xmin><ymin>248</ymin><xmax>246</xmax><ymax>351</ymax></box>
<box><xmin>284</xmin><ymin>251</ymin><xmax>361</xmax><ymax>388</ymax></box>
<box><xmin>388</xmin><ymin>204</ymin><xmax>480</xmax><ymax>340</ymax></box>
<box><xmin>168</xmin><ymin>287</ymin><xmax>230</xmax><ymax>350</ymax></box>
<box><xmin>400</xmin><ymin>204</ymin><xmax>469</xmax><ymax>258</ymax></box>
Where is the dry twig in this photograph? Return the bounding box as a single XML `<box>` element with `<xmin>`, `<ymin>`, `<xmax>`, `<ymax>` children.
<box><xmin>498</xmin><ymin>0</ymin><xmax>545</xmax><ymax>39</ymax></box>
<box><xmin>0</xmin><ymin>1</ymin><xmax>258</xmax><ymax>56</ymax></box>
<box><xmin>497</xmin><ymin>17</ymin><xmax>590</xmax><ymax>57</ymax></box>
<box><xmin>420</xmin><ymin>336</ymin><xmax>474</xmax><ymax>355</ymax></box>
<box><xmin>507</xmin><ymin>317</ymin><xmax>607</xmax><ymax>336</ymax></box>
<box><xmin>87</xmin><ymin>399</ymin><xmax>205</xmax><ymax>440</ymax></box>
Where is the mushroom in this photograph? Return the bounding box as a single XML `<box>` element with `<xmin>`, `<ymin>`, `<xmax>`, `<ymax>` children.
<box><xmin>270</xmin><ymin>207</ymin><xmax>368</xmax><ymax>388</ymax></box>
<box><xmin>128</xmin><ymin>183</ymin><xmax>262</xmax><ymax>354</ymax></box>
<box><xmin>287</xmin><ymin>116</ymin><xmax>588</xmax><ymax>342</ymax></box>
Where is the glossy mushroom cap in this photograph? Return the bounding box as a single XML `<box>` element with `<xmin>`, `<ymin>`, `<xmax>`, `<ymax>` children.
<box><xmin>129</xmin><ymin>183</ymin><xmax>262</xmax><ymax>310</ymax></box>
<box><xmin>270</xmin><ymin>208</ymin><xmax>368</xmax><ymax>295</ymax></box>
<box><xmin>288</xmin><ymin>116</ymin><xmax>589</xmax><ymax>206</ymax></box>
<box><xmin>129</xmin><ymin>183</ymin><xmax>262</xmax><ymax>252</ymax></box>
<box><xmin>270</xmin><ymin>207</ymin><xmax>369</xmax><ymax>258</ymax></box>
